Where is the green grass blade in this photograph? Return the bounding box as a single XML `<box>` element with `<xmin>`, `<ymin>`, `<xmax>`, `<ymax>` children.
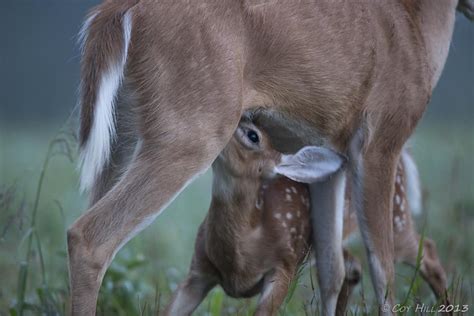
<box><xmin>16</xmin><ymin>261</ymin><xmax>28</xmax><ymax>316</ymax></box>
<box><xmin>34</xmin><ymin>231</ymin><xmax>47</xmax><ymax>285</ymax></box>
<box><xmin>402</xmin><ymin>226</ymin><xmax>425</xmax><ymax>306</ymax></box>
<box><xmin>209</xmin><ymin>289</ymin><xmax>224</xmax><ymax>316</ymax></box>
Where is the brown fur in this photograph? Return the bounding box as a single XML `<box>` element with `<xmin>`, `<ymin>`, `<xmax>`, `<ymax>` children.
<box><xmin>70</xmin><ymin>1</ymin><xmax>458</xmax><ymax>314</ymax></box>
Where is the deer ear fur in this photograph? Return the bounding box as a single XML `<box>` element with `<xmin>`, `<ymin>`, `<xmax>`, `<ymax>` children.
<box><xmin>274</xmin><ymin>146</ymin><xmax>345</xmax><ymax>183</ymax></box>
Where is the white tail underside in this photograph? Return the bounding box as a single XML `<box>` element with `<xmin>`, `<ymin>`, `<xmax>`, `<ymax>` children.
<box><xmin>78</xmin><ymin>10</ymin><xmax>133</xmax><ymax>192</ymax></box>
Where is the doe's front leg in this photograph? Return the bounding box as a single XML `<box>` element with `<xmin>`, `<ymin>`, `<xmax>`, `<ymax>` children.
<box><xmin>351</xmin><ymin>144</ymin><xmax>399</xmax><ymax>314</ymax></box>
<box><xmin>309</xmin><ymin>170</ymin><xmax>347</xmax><ymax>316</ymax></box>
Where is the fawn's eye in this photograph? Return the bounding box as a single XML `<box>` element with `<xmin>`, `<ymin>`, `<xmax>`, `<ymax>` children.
<box><xmin>247</xmin><ymin>130</ymin><xmax>260</xmax><ymax>144</ymax></box>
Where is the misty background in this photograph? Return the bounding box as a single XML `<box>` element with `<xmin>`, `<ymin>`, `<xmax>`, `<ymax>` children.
<box><xmin>0</xmin><ymin>1</ymin><xmax>472</xmax><ymax>314</ymax></box>
<box><xmin>0</xmin><ymin>1</ymin><xmax>473</xmax><ymax>130</ymax></box>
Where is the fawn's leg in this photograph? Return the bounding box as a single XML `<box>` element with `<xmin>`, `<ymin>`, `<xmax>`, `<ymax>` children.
<box><xmin>165</xmin><ymin>225</ymin><xmax>219</xmax><ymax>315</ymax></box>
<box><xmin>165</xmin><ymin>272</ymin><xmax>216</xmax><ymax>316</ymax></box>
<box><xmin>309</xmin><ymin>170</ymin><xmax>346</xmax><ymax>315</ymax></box>
<box><xmin>254</xmin><ymin>266</ymin><xmax>295</xmax><ymax>316</ymax></box>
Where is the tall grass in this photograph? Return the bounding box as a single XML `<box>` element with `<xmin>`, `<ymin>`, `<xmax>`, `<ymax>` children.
<box><xmin>10</xmin><ymin>129</ymin><xmax>76</xmax><ymax>316</ymax></box>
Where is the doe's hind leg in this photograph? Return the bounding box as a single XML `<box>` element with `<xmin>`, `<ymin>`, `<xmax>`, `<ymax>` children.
<box><xmin>68</xmin><ymin>109</ymin><xmax>240</xmax><ymax>315</ymax></box>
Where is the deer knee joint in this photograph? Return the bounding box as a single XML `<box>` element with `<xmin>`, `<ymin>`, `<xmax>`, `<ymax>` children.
<box><xmin>67</xmin><ymin>224</ymin><xmax>106</xmax><ymax>274</ymax></box>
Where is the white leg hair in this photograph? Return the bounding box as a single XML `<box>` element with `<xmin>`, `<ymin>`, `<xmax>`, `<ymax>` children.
<box><xmin>401</xmin><ymin>148</ymin><xmax>422</xmax><ymax>216</ymax></box>
<box><xmin>309</xmin><ymin>170</ymin><xmax>346</xmax><ymax>315</ymax></box>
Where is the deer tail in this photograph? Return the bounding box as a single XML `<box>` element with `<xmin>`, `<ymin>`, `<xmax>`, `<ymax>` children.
<box><xmin>77</xmin><ymin>2</ymin><xmax>136</xmax><ymax>192</ymax></box>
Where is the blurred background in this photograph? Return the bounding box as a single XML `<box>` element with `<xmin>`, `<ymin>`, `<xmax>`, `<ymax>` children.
<box><xmin>0</xmin><ymin>1</ymin><xmax>473</xmax><ymax>315</ymax></box>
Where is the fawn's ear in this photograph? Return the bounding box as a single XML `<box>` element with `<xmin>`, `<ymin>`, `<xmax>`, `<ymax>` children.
<box><xmin>274</xmin><ymin>146</ymin><xmax>345</xmax><ymax>183</ymax></box>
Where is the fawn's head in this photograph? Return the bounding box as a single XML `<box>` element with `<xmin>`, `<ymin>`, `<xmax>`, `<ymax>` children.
<box><xmin>214</xmin><ymin>119</ymin><xmax>346</xmax><ymax>184</ymax></box>
<box><xmin>216</xmin><ymin>120</ymin><xmax>280</xmax><ymax>180</ymax></box>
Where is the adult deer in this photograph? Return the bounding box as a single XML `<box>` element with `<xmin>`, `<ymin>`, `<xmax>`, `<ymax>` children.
<box><xmin>70</xmin><ymin>0</ymin><xmax>469</xmax><ymax>314</ymax></box>
<box><xmin>165</xmin><ymin>120</ymin><xmax>447</xmax><ymax>315</ymax></box>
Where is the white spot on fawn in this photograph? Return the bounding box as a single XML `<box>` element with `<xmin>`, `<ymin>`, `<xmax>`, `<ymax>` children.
<box><xmin>291</xmin><ymin>186</ymin><xmax>297</xmax><ymax>194</ymax></box>
<box><xmin>394</xmin><ymin>215</ymin><xmax>406</xmax><ymax>232</ymax></box>
<box><xmin>286</xmin><ymin>194</ymin><xmax>292</xmax><ymax>202</ymax></box>
<box><xmin>274</xmin><ymin>213</ymin><xmax>282</xmax><ymax>219</ymax></box>
<box><xmin>290</xmin><ymin>227</ymin><xmax>297</xmax><ymax>234</ymax></box>
<box><xmin>396</xmin><ymin>175</ymin><xmax>402</xmax><ymax>184</ymax></box>
<box><xmin>296</xmin><ymin>211</ymin><xmax>301</xmax><ymax>218</ymax></box>
<box><xmin>285</xmin><ymin>188</ymin><xmax>291</xmax><ymax>193</ymax></box>
<box><xmin>286</xmin><ymin>212</ymin><xmax>293</xmax><ymax>220</ymax></box>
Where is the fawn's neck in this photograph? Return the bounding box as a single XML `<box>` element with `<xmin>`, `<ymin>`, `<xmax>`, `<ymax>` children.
<box><xmin>208</xmin><ymin>163</ymin><xmax>263</xmax><ymax>230</ymax></box>
<box><xmin>205</xmin><ymin>162</ymin><xmax>266</xmax><ymax>271</ymax></box>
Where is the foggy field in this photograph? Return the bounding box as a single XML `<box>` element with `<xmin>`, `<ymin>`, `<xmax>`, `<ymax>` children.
<box><xmin>1</xmin><ymin>121</ymin><xmax>472</xmax><ymax>315</ymax></box>
<box><xmin>1</xmin><ymin>1</ymin><xmax>473</xmax><ymax>315</ymax></box>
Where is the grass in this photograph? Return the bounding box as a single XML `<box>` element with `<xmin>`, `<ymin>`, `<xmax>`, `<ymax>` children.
<box><xmin>0</xmin><ymin>120</ymin><xmax>473</xmax><ymax>315</ymax></box>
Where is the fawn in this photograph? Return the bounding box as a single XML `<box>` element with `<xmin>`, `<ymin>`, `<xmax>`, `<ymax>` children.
<box><xmin>165</xmin><ymin>120</ymin><xmax>447</xmax><ymax>315</ymax></box>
